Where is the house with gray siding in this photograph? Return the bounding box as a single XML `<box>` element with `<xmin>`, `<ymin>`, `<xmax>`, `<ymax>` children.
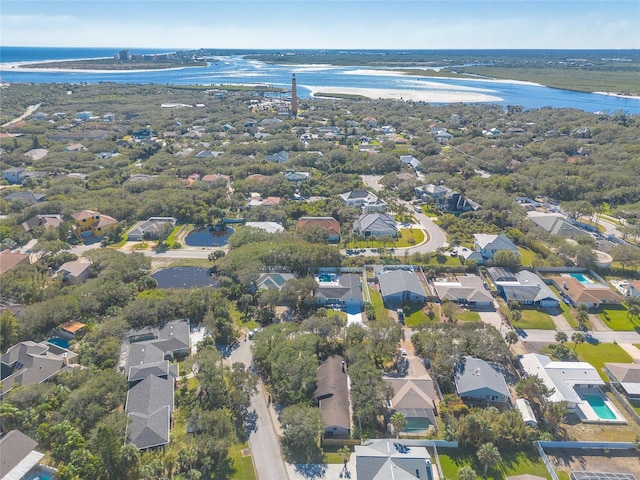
<box><xmin>454</xmin><ymin>356</ymin><xmax>512</xmax><ymax>406</ymax></box>
<box><xmin>377</xmin><ymin>270</ymin><xmax>426</xmax><ymax>306</ymax></box>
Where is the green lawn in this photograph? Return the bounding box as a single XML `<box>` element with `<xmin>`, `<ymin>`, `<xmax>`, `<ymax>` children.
<box><xmin>427</xmin><ymin>255</ymin><xmax>463</xmax><ymax>266</ymax></box>
<box><xmin>404</xmin><ymin>302</ymin><xmax>437</xmax><ymax>327</ymax></box>
<box><xmin>165</xmin><ymin>224</ymin><xmax>186</xmax><ymax>247</ymax></box>
<box><xmin>517</xmin><ymin>247</ymin><xmax>537</xmax><ymax>268</ymax></box>
<box><xmin>569</xmin><ymin>342</ymin><xmax>633</xmax><ymax>381</ymax></box>
<box><xmin>229</xmin><ymin>443</ymin><xmax>256</xmax><ymax>480</ymax></box>
<box><xmin>352</xmin><ymin>228</ymin><xmax>425</xmax><ymax>248</ymax></box>
<box><xmin>368</xmin><ymin>286</ymin><xmax>389</xmax><ymax>321</ymax></box>
<box><xmin>517</xmin><ymin>308</ymin><xmax>556</xmax><ymax>329</ymax></box>
<box><xmin>456</xmin><ymin>309</ymin><xmax>481</xmax><ymax>322</ymax></box>
<box><xmin>438</xmin><ymin>447</ymin><xmax>551</xmax><ymax>480</ymax></box>
<box><xmin>598</xmin><ymin>305</ymin><xmax>639</xmax><ymax>331</ymax></box>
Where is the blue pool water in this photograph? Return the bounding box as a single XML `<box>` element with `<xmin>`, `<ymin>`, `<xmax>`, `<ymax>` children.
<box><xmin>570</xmin><ymin>273</ymin><xmax>591</xmax><ymax>284</ymax></box>
<box><xmin>583</xmin><ymin>393</ymin><xmax>616</xmax><ymax>420</ymax></box>
<box><xmin>48</xmin><ymin>337</ymin><xmax>69</xmax><ymax>348</ymax></box>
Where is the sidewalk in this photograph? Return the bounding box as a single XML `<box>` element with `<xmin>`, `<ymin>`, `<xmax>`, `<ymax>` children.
<box><xmin>619</xmin><ymin>343</ymin><xmax>640</xmax><ymax>362</ymax></box>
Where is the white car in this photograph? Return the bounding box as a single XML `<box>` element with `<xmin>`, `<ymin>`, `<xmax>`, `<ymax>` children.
<box><xmin>400</xmin><ymin>348</ymin><xmax>408</xmax><ymax>356</ymax></box>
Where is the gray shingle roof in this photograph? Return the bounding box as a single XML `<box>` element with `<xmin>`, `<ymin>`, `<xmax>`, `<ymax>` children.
<box><xmin>355</xmin><ymin>440</ymin><xmax>432</xmax><ymax>480</ymax></box>
<box><xmin>454</xmin><ymin>356</ymin><xmax>511</xmax><ymax>399</ymax></box>
<box><xmin>0</xmin><ymin>430</ymin><xmax>41</xmax><ymax>478</ymax></box>
<box><xmin>125</xmin><ymin>375</ymin><xmax>174</xmax><ymax>449</ymax></box>
<box><xmin>316</xmin><ymin>274</ymin><xmax>363</xmax><ymax>304</ymax></box>
<box><xmin>316</xmin><ymin>355</ymin><xmax>350</xmax><ymax>430</ymax></box>
<box><xmin>378</xmin><ymin>270</ymin><xmax>425</xmax><ymax>299</ymax></box>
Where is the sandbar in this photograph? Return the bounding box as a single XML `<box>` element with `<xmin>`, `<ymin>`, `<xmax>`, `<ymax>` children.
<box><xmin>593</xmin><ymin>92</ymin><xmax>640</xmax><ymax>101</ymax></box>
<box><xmin>305</xmin><ymin>85</ymin><xmax>502</xmax><ymax>103</ymax></box>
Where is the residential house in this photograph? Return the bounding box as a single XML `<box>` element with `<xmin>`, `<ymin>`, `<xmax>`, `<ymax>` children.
<box><xmin>355</xmin><ymin>439</ymin><xmax>433</xmax><ymax>480</ymax></box>
<box><xmin>201</xmin><ymin>173</ymin><xmax>231</xmax><ymax>188</ymax></box>
<box><xmin>21</xmin><ymin>214</ymin><xmax>63</xmax><ymax>232</ymax></box>
<box><xmin>127</xmin><ymin>217</ymin><xmax>177</xmax><ymax>241</ymax></box>
<box><xmin>125</xmin><ymin>373</ymin><xmax>175</xmax><ymax>450</ymax></box>
<box><xmin>264</xmin><ymin>150</ymin><xmax>289</xmax><ymax>163</ymax></box>
<box><xmin>339</xmin><ymin>190</ymin><xmax>387</xmax><ymax>212</ymax></box>
<box><xmin>433</xmin><ymin>275</ymin><xmax>494</xmax><ymax>307</ymax></box>
<box><xmin>550</xmin><ymin>275</ymin><xmax>622</xmax><ymax>309</ymax></box>
<box><xmin>195</xmin><ymin>150</ymin><xmax>224</xmax><ymax>158</ymax></box>
<box><xmin>0</xmin><ymin>250</ymin><xmax>33</xmax><ymax>275</ymax></box>
<box><xmin>76</xmin><ymin>111</ymin><xmax>92</xmax><ymax>120</ymax></box>
<box><xmin>378</xmin><ymin>270</ymin><xmax>426</xmax><ymax>305</ymax></box>
<box><xmin>296</xmin><ymin>217</ymin><xmax>341</xmax><ymax>243</ymax></box>
<box><xmin>316</xmin><ymin>355</ymin><xmax>351</xmax><ymax>438</ymax></box>
<box><xmin>56</xmin><ymin>259</ymin><xmax>92</xmax><ymax>284</ymax></box>
<box><xmin>604</xmin><ymin>363</ymin><xmax>640</xmax><ymax>399</ymax></box>
<box><xmin>625</xmin><ymin>280</ymin><xmax>640</xmax><ymax>298</ymax></box>
<box><xmin>315</xmin><ymin>273</ymin><xmax>364</xmax><ymax>310</ymax></box>
<box><xmin>353</xmin><ymin>212</ymin><xmax>397</xmax><ymax>238</ymax></box>
<box><xmin>487</xmin><ymin>268</ymin><xmax>560</xmax><ymax>308</ymax></box>
<box><xmin>0</xmin><ymin>430</ymin><xmax>51</xmax><ymax>480</ymax></box>
<box><xmin>24</xmin><ymin>148</ymin><xmax>48</xmax><ymax>161</ymax></box>
<box><xmin>363</xmin><ymin>117</ymin><xmax>378</xmax><ymax>128</ymax></box>
<box><xmin>440</xmin><ymin>192</ymin><xmax>481</xmax><ymax>215</ymax></box>
<box><xmin>284</xmin><ymin>171</ymin><xmax>311</xmax><ymax>182</ymax></box>
<box><xmin>384</xmin><ymin>356</ymin><xmax>438</xmax><ymax>435</ymax></box>
<box><xmin>515</xmin><ymin>398</ymin><xmax>538</xmax><ymax>428</ymax></box>
<box><xmin>528</xmin><ymin>213</ymin><xmax>586</xmax><ymax>239</ymax></box>
<box><xmin>472</xmin><ymin>234</ymin><xmax>520</xmax><ymax>265</ymax></box>
<box><xmin>255</xmin><ymin>272</ymin><xmax>296</xmax><ymax>291</ymax></box>
<box><xmin>435</xmin><ymin>130</ymin><xmax>453</xmax><ymax>144</ymax></box>
<box><xmin>56</xmin><ymin>320</ymin><xmax>87</xmax><ymax>340</ymax></box>
<box><xmin>454</xmin><ymin>356</ymin><xmax>512</xmax><ymax>406</ymax></box>
<box><xmin>124</xmin><ymin>173</ymin><xmax>158</xmax><ymax>184</ymax></box>
<box><xmin>519</xmin><ymin>353</ymin><xmax>606</xmax><ymax>414</ymax></box>
<box><xmin>415</xmin><ymin>183</ymin><xmax>452</xmax><ymax>202</ymax></box>
<box><xmin>400</xmin><ymin>155</ymin><xmax>422</xmax><ymax>170</ymax></box>
<box><xmin>71</xmin><ymin>210</ymin><xmax>118</xmax><ymax>239</ymax></box>
<box><xmin>65</xmin><ymin>143</ymin><xmax>86</xmax><ymax>152</ymax></box>
<box><xmin>1</xmin><ymin>166</ymin><xmax>25</xmax><ymax>184</ymax></box>
<box><xmin>246</xmin><ymin>194</ymin><xmax>281</xmax><ymax>209</ymax></box>
<box><xmin>245</xmin><ymin>222</ymin><xmax>284</xmax><ymax>234</ymax></box>
<box><xmin>1</xmin><ymin>341</ymin><xmax>79</xmax><ymax>397</ymax></box>
<box><xmin>121</xmin><ymin>320</ymin><xmax>191</xmax><ymax>373</ymax></box>
<box><xmin>3</xmin><ymin>191</ymin><xmax>46</xmax><ymax>205</ymax></box>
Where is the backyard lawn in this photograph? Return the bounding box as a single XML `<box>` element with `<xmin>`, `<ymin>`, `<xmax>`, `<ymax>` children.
<box><xmin>367</xmin><ymin>286</ymin><xmax>389</xmax><ymax>321</ymax></box>
<box><xmin>351</xmin><ymin>228</ymin><xmax>425</xmax><ymax>248</ymax></box>
<box><xmin>598</xmin><ymin>305</ymin><xmax>639</xmax><ymax>331</ymax></box>
<box><xmin>438</xmin><ymin>447</ymin><xmax>551</xmax><ymax>479</ymax></box>
<box><xmin>517</xmin><ymin>308</ymin><xmax>556</xmax><ymax>329</ymax></box>
<box><xmin>403</xmin><ymin>302</ymin><xmax>437</xmax><ymax>327</ymax></box>
<box><xmin>569</xmin><ymin>342</ymin><xmax>633</xmax><ymax>381</ymax></box>
<box><xmin>517</xmin><ymin>247</ymin><xmax>537</xmax><ymax>267</ymax></box>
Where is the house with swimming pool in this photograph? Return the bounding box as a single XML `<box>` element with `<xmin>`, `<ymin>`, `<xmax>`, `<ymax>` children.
<box><xmin>550</xmin><ymin>274</ymin><xmax>622</xmax><ymax>309</ymax></box>
<box><xmin>520</xmin><ymin>353</ymin><xmax>626</xmax><ymax>424</ymax></box>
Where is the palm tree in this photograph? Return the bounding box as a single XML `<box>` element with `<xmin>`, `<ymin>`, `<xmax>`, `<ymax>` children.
<box><xmin>504</xmin><ymin>330</ymin><xmax>519</xmax><ymax>347</ymax></box>
<box><xmin>510</xmin><ymin>309</ymin><xmax>522</xmax><ymax>322</ymax></box>
<box><xmin>476</xmin><ymin>442</ymin><xmax>501</xmax><ymax>477</ymax></box>
<box><xmin>458</xmin><ymin>465</ymin><xmax>478</xmax><ymax>480</ymax></box>
<box><xmin>390</xmin><ymin>411</ymin><xmax>407</xmax><ymax>438</ymax></box>
<box><xmin>571</xmin><ymin>331</ymin><xmax>586</xmax><ymax>351</ymax></box>
<box><xmin>627</xmin><ymin>304</ymin><xmax>640</xmax><ymax>323</ymax></box>
<box><xmin>555</xmin><ymin>331</ymin><xmax>568</xmax><ymax>344</ymax></box>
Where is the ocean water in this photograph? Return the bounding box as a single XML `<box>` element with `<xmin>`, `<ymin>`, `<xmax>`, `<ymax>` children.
<box><xmin>1</xmin><ymin>47</ymin><xmax>639</xmax><ymax>114</ymax></box>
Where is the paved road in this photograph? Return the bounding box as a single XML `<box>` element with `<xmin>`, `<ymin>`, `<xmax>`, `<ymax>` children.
<box><xmin>403</xmin><ymin>206</ymin><xmax>448</xmax><ymax>253</ymax></box>
<box><xmin>520</xmin><ymin>328</ymin><xmax>640</xmax><ymax>344</ymax></box>
<box><xmin>225</xmin><ymin>339</ymin><xmax>289</xmax><ymax>480</ymax></box>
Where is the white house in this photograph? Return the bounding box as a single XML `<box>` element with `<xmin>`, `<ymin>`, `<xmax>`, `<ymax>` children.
<box><xmin>473</xmin><ymin>234</ymin><xmax>520</xmax><ymax>265</ymax></box>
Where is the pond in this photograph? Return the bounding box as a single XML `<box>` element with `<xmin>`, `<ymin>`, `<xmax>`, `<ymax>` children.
<box><xmin>184</xmin><ymin>226</ymin><xmax>234</xmax><ymax>247</ymax></box>
<box><xmin>151</xmin><ymin>266</ymin><xmax>218</xmax><ymax>289</ymax></box>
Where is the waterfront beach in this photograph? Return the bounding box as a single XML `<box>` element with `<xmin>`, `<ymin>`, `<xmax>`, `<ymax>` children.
<box><xmin>305</xmin><ymin>85</ymin><xmax>503</xmax><ymax>103</ymax></box>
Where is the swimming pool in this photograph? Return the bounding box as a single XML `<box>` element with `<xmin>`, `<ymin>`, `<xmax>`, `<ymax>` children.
<box><xmin>582</xmin><ymin>393</ymin><xmax>616</xmax><ymax>420</ymax></box>
<box><xmin>570</xmin><ymin>273</ymin><xmax>592</xmax><ymax>284</ymax></box>
<box><xmin>48</xmin><ymin>337</ymin><xmax>69</xmax><ymax>348</ymax></box>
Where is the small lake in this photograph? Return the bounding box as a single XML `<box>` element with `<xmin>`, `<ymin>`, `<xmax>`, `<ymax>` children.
<box><xmin>151</xmin><ymin>266</ymin><xmax>218</xmax><ymax>289</ymax></box>
<box><xmin>184</xmin><ymin>226</ymin><xmax>234</xmax><ymax>247</ymax></box>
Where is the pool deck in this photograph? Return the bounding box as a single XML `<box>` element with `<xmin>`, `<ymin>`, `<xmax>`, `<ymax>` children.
<box><xmin>576</xmin><ymin>389</ymin><xmax>627</xmax><ymax>425</ymax></box>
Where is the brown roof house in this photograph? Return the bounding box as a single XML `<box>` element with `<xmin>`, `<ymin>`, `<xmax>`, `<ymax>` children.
<box><xmin>296</xmin><ymin>216</ymin><xmax>341</xmax><ymax>243</ymax></box>
<box><xmin>604</xmin><ymin>363</ymin><xmax>640</xmax><ymax>399</ymax></box>
<box><xmin>384</xmin><ymin>356</ymin><xmax>438</xmax><ymax>435</ymax></box>
<box><xmin>56</xmin><ymin>259</ymin><xmax>92</xmax><ymax>284</ymax></box>
<box><xmin>0</xmin><ymin>250</ymin><xmax>33</xmax><ymax>275</ymax></box>
<box><xmin>315</xmin><ymin>355</ymin><xmax>351</xmax><ymax>438</ymax></box>
<box><xmin>21</xmin><ymin>214</ymin><xmax>63</xmax><ymax>233</ymax></box>
<box><xmin>551</xmin><ymin>275</ymin><xmax>622</xmax><ymax>309</ymax></box>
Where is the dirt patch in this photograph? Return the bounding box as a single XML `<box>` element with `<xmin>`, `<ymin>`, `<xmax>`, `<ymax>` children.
<box><xmin>546</xmin><ymin>448</ymin><xmax>640</xmax><ymax>476</ymax></box>
<box><xmin>241</xmin><ymin>448</ymin><xmax>251</xmax><ymax>457</ymax></box>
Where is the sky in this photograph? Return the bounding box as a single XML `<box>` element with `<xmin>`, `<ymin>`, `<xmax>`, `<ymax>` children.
<box><xmin>1</xmin><ymin>0</ymin><xmax>639</xmax><ymax>50</ymax></box>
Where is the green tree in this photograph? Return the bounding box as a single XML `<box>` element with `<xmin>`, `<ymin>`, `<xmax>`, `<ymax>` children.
<box><xmin>458</xmin><ymin>465</ymin><xmax>478</xmax><ymax>480</ymax></box>
<box><xmin>571</xmin><ymin>331</ymin><xmax>586</xmax><ymax>351</ymax></box>
<box><xmin>0</xmin><ymin>311</ymin><xmax>18</xmax><ymax>352</ymax></box>
<box><xmin>504</xmin><ymin>330</ymin><xmax>519</xmax><ymax>347</ymax></box>
<box><xmin>390</xmin><ymin>411</ymin><xmax>407</xmax><ymax>438</ymax></box>
<box><xmin>555</xmin><ymin>331</ymin><xmax>568</xmax><ymax>344</ymax></box>
<box><xmin>544</xmin><ymin>400</ymin><xmax>569</xmax><ymax>436</ymax></box>
<box><xmin>280</xmin><ymin>404</ymin><xmax>324</xmax><ymax>463</ymax></box>
<box><xmin>491</xmin><ymin>250</ymin><xmax>522</xmax><ymax>271</ymax></box>
<box><xmin>476</xmin><ymin>442</ymin><xmax>501</xmax><ymax>477</ymax></box>
<box><xmin>510</xmin><ymin>309</ymin><xmax>522</xmax><ymax>322</ymax></box>
<box><xmin>516</xmin><ymin>375</ymin><xmax>553</xmax><ymax>415</ymax></box>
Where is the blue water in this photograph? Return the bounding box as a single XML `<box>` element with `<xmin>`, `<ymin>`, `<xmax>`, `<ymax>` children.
<box><xmin>570</xmin><ymin>273</ymin><xmax>591</xmax><ymax>284</ymax></box>
<box><xmin>151</xmin><ymin>266</ymin><xmax>218</xmax><ymax>289</ymax></box>
<box><xmin>1</xmin><ymin>47</ymin><xmax>639</xmax><ymax>113</ymax></box>
<box><xmin>582</xmin><ymin>393</ymin><xmax>616</xmax><ymax>420</ymax></box>
<box><xmin>48</xmin><ymin>337</ymin><xmax>70</xmax><ymax>348</ymax></box>
<box><xmin>184</xmin><ymin>227</ymin><xmax>233</xmax><ymax>247</ymax></box>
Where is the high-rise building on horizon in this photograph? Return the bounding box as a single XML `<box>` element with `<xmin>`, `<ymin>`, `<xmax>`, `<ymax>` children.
<box><xmin>290</xmin><ymin>74</ymin><xmax>298</xmax><ymax>117</ymax></box>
